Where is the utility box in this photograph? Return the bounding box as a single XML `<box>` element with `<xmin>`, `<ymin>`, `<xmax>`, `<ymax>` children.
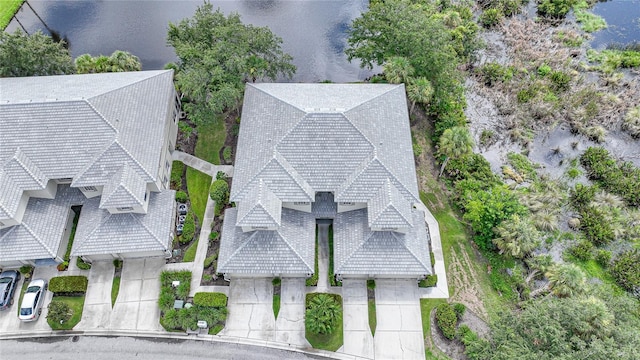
<box><xmin>197</xmin><ymin>320</ymin><xmax>208</xmax><ymax>329</ymax></box>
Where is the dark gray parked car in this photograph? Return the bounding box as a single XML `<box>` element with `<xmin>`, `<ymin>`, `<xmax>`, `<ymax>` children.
<box><xmin>0</xmin><ymin>270</ymin><xmax>20</xmax><ymax>311</ymax></box>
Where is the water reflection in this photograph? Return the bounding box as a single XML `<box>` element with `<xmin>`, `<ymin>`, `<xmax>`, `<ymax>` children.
<box><xmin>590</xmin><ymin>0</ymin><xmax>640</xmax><ymax>48</ymax></box>
<box><xmin>7</xmin><ymin>0</ymin><xmax>376</xmax><ymax>82</ymax></box>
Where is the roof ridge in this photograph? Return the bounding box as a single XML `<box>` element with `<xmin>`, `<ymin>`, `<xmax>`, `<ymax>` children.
<box><xmin>272</xmin><ymin>152</ymin><xmax>314</xmax><ymax>199</ymax></box>
<box><xmin>85</xmin><ymin>70</ymin><xmax>171</xmax><ymax>103</ymax></box>
<box><xmin>247</xmin><ymin>83</ymin><xmax>308</xmax><ymax>113</ymax></box>
<box><xmin>5</xmin><ymin>148</ymin><xmax>48</xmax><ymax>188</ymax></box>
<box><xmin>335</xmin><ymin>152</ymin><xmax>377</xmax><ymax>199</ymax></box>
<box><xmin>335</xmin><ymin>227</ymin><xmax>371</xmax><ymax>274</ymax></box>
<box><xmin>83</xmin><ymin>99</ymin><xmax>119</xmax><ymax>133</ymax></box>
<box><xmin>276</xmin><ymin>229</ymin><xmax>314</xmax><ymax>272</ymax></box>
<box><xmin>390</xmin><ymin>230</ymin><xmax>430</xmax><ymax>272</ymax></box>
<box><xmin>22</xmin><ymin>222</ymin><xmax>57</xmax><ymax>258</ymax></box>
<box><xmin>373</xmin><ymin>158</ymin><xmax>419</xmax><ymax>203</ymax></box>
<box><xmin>132</xmin><ymin>213</ymin><xmax>165</xmax><ymax>248</ymax></box>
<box><xmin>343</xmin><ymin>84</ymin><xmax>403</xmax><ymax>113</ymax></box>
<box><xmin>73</xmin><ymin>212</ymin><xmax>112</xmax><ymax>254</ymax></box>
<box><xmin>111</xmin><ymin>139</ymin><xmax>155</xmax><ymax>181</ymax></box>
<box><xmin>219</xmin><ymin>230</ymin><xmax>261</xmax><ymax>270</ymax></box>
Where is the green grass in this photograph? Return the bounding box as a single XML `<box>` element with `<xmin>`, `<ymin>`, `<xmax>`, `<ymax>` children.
<box><xmin>186</xmin><ymin>168</ymin><xmax>212</xmax><ymax>224</ymax></box>
<box><xmin>47</xmin><ymin>296</ymin><xmax>85</xmax><ymax>330</ymax></box>
<box><xmin>567</xmin><ymin>257</ymin><xmax>626</xmax><ymax>296</ymax></box>
<box><xmin>209</xmin><ymin>324</ymin><xmax>224</xmax><ymax>335</ymax></box>
<box><xmin>368</xmin><ymin>299</ymin><xmax>376</xmax><ymax>336</ymax></box>
<box><xmin>195</xmin><ymin>120</ymin><xmax>226</xmax><ymax>165</ymax></box>
<box><xmin>305</xmin><ymin>294</ymin><xmax>344</xmax><ymax>351</ymax></box>
<box><xmin>306</xmin><ymin>226</ymin><xmax>319</xmax><ymax>286</ymax></box>
<box><xmin>0</xmin><ymin>0</ymin><xmax>23</xmax><ymax>30</ymax></box>
<box><xmin>63</xmin><ymin>210</ymin><xmax>80</xmax><ymax>262</ymax></box>
<box><xmin>327</xmin><ymin>225</ymin><xmax>340</xmax><ymax>286</ymax></box>
<box><xmin>273</xmin><ymin>294</ymin><xmax>281</xmax><ymax>319</ymax></box>
<box><xmin>111</xmin><ymin>276</ymin><xmax>121</xmax><ymax>307</ymax></box>
<box><xmin>183</xmin><ymin>239</ymin><xmax>198</xmax><ymax>262</ymax></box>
<box><xmin>420</xmin><ymin>298</ymin><xmax>448</xmax><ymax>360</ymax></box>
<box><xmin>171</xmin><ymin>161</ymin><xmax>184</xmax><ymax>188</ymax></box>
<box><xmin>575</xmin><ymin>9</ymin><xmax>607</xmax><ymax>33</ymax></box>
<box><xmin>16</xmin><ymin>280</ymin><xmax>29</xmax><ymax>316</ymax></box>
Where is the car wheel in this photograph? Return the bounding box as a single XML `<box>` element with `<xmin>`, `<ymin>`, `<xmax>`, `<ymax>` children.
<box><xmin>38</xmin><ymin>308</ymin><xmax>42</xmax><ymax>315</ymax></box>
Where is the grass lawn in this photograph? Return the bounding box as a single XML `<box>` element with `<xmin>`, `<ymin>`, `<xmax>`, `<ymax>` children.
<box><xmin>111</xmin><ymin>276</ymin><xmax>121</xmax><ymax>307</ymax></box>
<box><xmin>420</xmin><ymin>298</ymin><xmax>449</xmax><ymax>360</ymax></box>
<box><xmin>0</xmin><ymin>0</ymin><xmax>23</xmax><ymax>30</ymax></box>
<box><xmin>186</xmin><ymin>168</ymin><xmax>212</xmax><ymax>224</ymax></box>
<box><xmin>47</xmin><ymin>296</ymin><xmax>85</xmax><ymax>330</ymax></box>
<box><xmin>195</xmin><ymin>120</ymin><xmax>226</xmax><ymax>165</ymax></box>
<box><xmin>16</xmin><ymin>280</ymin><xmax>29</xmax><ymax>316</ymax></box>
<box><xmin>183</xmin><ymin>239</ymin><xmax>199</xmax><ymax>262</ymax></box>
<box><xmin>368</xmin><ymin>299</ymin><xmax>376</xmax><ymax>336</ymax></box>
<box><xmin>273</xmin><ymin>294</ymin><xmax>281</xmax><ymax>319</ymax></box>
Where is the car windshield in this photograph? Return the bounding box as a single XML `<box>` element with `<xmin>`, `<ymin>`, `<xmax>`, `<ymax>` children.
<box><xmin>20</xmin><ymin>307</ymin><xmax>32</xmax><ymax>316</ymax></box>
<box><xmin>26</xmin><ymin>286</ymin><xmax>39</xmax><ymax>293</ymax></box>
<box><xmin>0</xmin><ymin>278</ymin><xmax>11</xmax><ymax>283</ymax></box>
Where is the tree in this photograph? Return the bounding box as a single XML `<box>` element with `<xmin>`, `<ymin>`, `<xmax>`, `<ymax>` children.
<box><xmin>610</xmin><ymin>250</ymin><xmax>640</xmax><ymax>295</ymax></box>
<box><xmin>383</xmin><ymin>56</ymin><xmax>415</xmax><ymax>84</ymax></box>
<box><xmin>0</xmin><ymin>30</ymin><xmax>74</xmax><ymax>77</ymax></box>
<box><xmin>406</xmin><ymin>76</ymin><xmax>434</xmax><ymax>113</ymax></box>
<box><xmin>75</xmin><ymin>50</ymin><xmax>142</xmax><ymax>74</ymax></box>
<box><xmin>47</xmin><ymin>301</ymin><xmax>72</xmax><ymax>324</ymax></box>
<box><xmin>305</xmin><ymin>294</ymin><xmax>341</xmax><ymax>335</ymax></box>
<box><xmin>438</xmin><ymin>126</ymin><xmax>474</xmax><ymax>177</ymax></box>
<box><xmin>167</xmin><ymin>2</ymin><xmax>295</xmax><ymax>125</ymax></box>
<box><xmin>493</xmin><ymin>214</ymin><xmax>540</xmax><ymax>259</ymax></box>
<box><xmin>346</xmin><ymin>0</ymin><xmax>466</xmax><ymax>116</ymax></box>
<box><xmin>209</xmin><ymin>179</ymin><xmax>229</xmax><ymax>216</ymax></box>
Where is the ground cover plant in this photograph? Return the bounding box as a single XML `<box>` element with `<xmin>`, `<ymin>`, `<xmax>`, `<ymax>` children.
<box><xmin>305</xmin><ymin>293</ymin><xmax>343</xmax><ymax>351</ymax></box>
<box><xmin>47</xmin><ymin>275</ymin><xmax>88</xmax><ymax>330</ymax></box>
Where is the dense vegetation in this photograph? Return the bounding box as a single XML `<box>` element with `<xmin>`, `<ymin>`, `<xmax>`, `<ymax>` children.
<box><xmin>166</xmin><ymin>2</ymin><xmax>295</xmax><ymax>125</ymax></box>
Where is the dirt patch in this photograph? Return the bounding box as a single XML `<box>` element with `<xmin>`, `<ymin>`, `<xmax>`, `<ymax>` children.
<box><xmin>447</xmin><ymin>247</ymin><xmax>488</xmax><ymax>320</ymax></box>
<box><xmin>430</xmin><ymin>308</ymin><xmax>491</xmax><ymax>360</ymax></box>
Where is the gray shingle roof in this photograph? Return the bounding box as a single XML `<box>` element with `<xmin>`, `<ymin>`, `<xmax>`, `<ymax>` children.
<box><xmin>72</xmin><ymin>190</ymin><xmax>175</xmax><ymax>256</ymax></box>
<box><xmin>368</xmin><ymin>179</ymin><xmax>413</xmax><ymax>228</ymax></box>
<box><xmin>99</xmin><ymin>164</ymin><xmax>147</xmax><ymax>209</ymax></box>
<box><xmin>333</xmin><ymin>209</ymin><xmax>431</xmax><ymax>276</ymax></box>
<box><xmin>0</xmin><ymin>70</ymin><xmax>174</xmax><ymax>211</ymax></box>
<box><xmin>0</xmin><ymin>171</ymin><xmax>22</xmax><ymax>220</ymax></box>
<box><xmin>218</xmin><ymin>208</ymin><xmax>315</xmax><ymax>275</ymax></box>
<box><xmin>0</xmin><ymin>186</ymin><xmax>85</xmax><ymax>262</ymax></box>
<box><xmin>236</xmin><ymin>180</ymin><xmax>282</xmax><ymax>227</ymax></box>
<box><xmin>312</xmin><ymin>192</ymin><xmax>337</xmax><ymax>219</ymax></box>
<box><xmin>230</xmin><ymin>83</ymin><xmax>420</xmax><ymax>227</ymax></box>
<box><xmin>3</xmin><ymin>148</ymin><xmax>49</xmax><ymax>190</ymax></box>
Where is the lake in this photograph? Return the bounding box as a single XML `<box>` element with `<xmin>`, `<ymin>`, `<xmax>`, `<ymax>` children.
<box><xmin>6</xmin><ymin>0</ymin><xmax>376</xmax><ymax>82</ymax></box>
<box><xmin>590</xmin><ymin>0</ymin><xmax>640</xmax><ymax>48</ymax></box>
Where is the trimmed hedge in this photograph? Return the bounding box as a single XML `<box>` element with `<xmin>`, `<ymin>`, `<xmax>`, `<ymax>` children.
<box><xmin>193</xmin><ymin>292</ymin><xmax>227</xmax><ymax>307</ymax></box>
<box><xmin>436</xmin><ymin>303</ymin><xmax>457</xmax><ymax>340</ymax></box>
<box><xmin>49</xmin><ymin>276</ymin><xmax>88</xmax><ymax>294</ymax></box>
<box><xmin>419</xmin><ymin>275</ymin><xmax>438</xmax><ymax>288</ymax></box>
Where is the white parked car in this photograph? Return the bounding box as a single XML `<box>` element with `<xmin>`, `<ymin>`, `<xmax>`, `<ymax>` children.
<box><xmin>19</xmin><ymin>279</ymin><xmax>47</xmax><ymax>322</ymax></box>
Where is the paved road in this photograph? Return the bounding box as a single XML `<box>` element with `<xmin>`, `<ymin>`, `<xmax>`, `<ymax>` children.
<box><xmin>0</xmin><ymin>336</ymin><xmax>332</xmax><ymax>360</ymax></box>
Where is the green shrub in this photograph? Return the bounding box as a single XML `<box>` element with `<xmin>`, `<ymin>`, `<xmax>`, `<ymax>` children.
<box><xmin>204</xmin><ymin>254</ymin><xmax>217</xmax><ymax>269</ymax></box>
<box><xmin>305</xmin><ymin>293</ymin><xmax>342</xmax><ymax>335</ymax></box>
<box><xmin>193</xmin><ymin>292</ymin><xmax>227</xmax><ymax>307</ymax></box>
<box><xmin>223</xmin><ymin>147</ymin><xmax>232</xmax><ymax>163</ymax></box>
<box><xmin>595</xmin><ymin>249</ymin><xmax>612</xmax><ymax>267</ymax></box>
<box><xmin>170</xmin><ymin>161</ymin><xmax>184</xmax><ymax>188</ymax></box>
<box><xmin>610</xmin><ymin>250</ymin><xmax>640</xmax><ymax>293</ymax></box>
<box><xmin>580</xmin><ymin>147</ymin><xmax>640</xmax><ymax>207</ymax></box>
<box><xmin>500</xmin><ymin>0</ymin><xmax>522</xmax><ymax>16</ymax></box>
<box><xmin>47</xmin><ymin>301</ymin><xmax>72</xmax><ymax>324</ymax></box>
<box><xmin>419</xmin><ymin>275</ymin><xmax>438</xmax><ymax>287</ymax></box>
<box><xmin>436</xmin><ymin>303</ymin><xmax>458</xmax><ymax>340</ymax></box>
<box><xmin>537</xmin><ymin>63</ymin><xmax>552</xmax><ymax>77</ymax></box>
<box><xmin>570</xmin><ymin>183</ymin><xmax>597</xmax><ymax>210</ymax></box>
<box><xmin>159</xmin><ymin>287</ymin><xmax>175</xmax><ymax>313</ymax></box>
<box><xmin>76</xmin><ymin>257</ymin><xmax>91</xmax><ymax>270</ymax></box>
<box><xmin>480</xmin><ymin>8</ymin><xmax>503</xmax><ymax>28</ymax></box>
<box><xmin>367</xmin><ymin>279</ymin><xmax>376</xmax><ymax>289</ymax></box>
<box><xmin>537</xmin><ymin>0</ymin><xmax>576</xmax><ymax>19</ymax></box>
<box><xmin>175</xmin><ymin>191</ymin><xmax>188</xmax><ymax>203</ymax></box>
<box><xmin>476</xmin><ymin>63</ymin><xmax>513</xmax><ymax>86</ymax></box>
<box><xmin>176</xmin><ymin>282</ymin><xmax>190</xmax><ymax>300</ymax></box>
<box><xmin>452</xmin><ymin>303</ymin><xmax>466</xmax><ymax>319</ymax></box>
<box><xmin>517</xmin><ymin>87</ymin><xmax>536</xmax><ymax>103</ymax></box>
<box><xmin>19</xmin><ymin>265</ymin><xmax>33</xmax><ymax>276</ymax></box>
<box><xmin>208</xmin><ymin>231</ymin><xmax>219</xmax><ymax>241</ymax></box>
<box><xmin>580</xmin><ymin>207</ymin><xmax>615</xmax><ymax>246</ymax></box>
<box><xmin>49</xmin><ymin>276</ymin><xmax>88</xmax><ymax>294</ymax></box>
<box><xmin>569</xmin><ymin>240</ymin><xmax>594</xmax><ymax>261</ymax></box>
<box><xmin>272</xmin><ymin>277</ymin><xmax>281</xmax><ymax>286</ymax></box>
<box><xmin>209</xmin><ymin>179</ymin><xmax>230</xmax><ymax>216</ymax></box>
<box><xmin>179</xmin><ymin>210</ymin><xmax>195</xmax><ymax>244</ymax></box>
<box><xmin>550</xmin><ymin>70</ymin><xmax>571</xmax><ymax>92</ymax></box>
<box><xmin>113</xmin><ymin>259</ymin><xmax>123</xmax><ymax>269</ymax></box>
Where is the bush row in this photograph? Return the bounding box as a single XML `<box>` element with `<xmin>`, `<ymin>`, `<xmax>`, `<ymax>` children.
<box><xmin>49</xmin><ymin>276</ymin><xmax>88</xmax><ymax>294</ymax></box>
<box><xmin>193</xmin><ymin>292</ymin><xmax>227</xmax><ymax>307</ymax></box>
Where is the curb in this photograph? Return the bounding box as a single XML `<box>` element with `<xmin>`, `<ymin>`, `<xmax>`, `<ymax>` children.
<box><xmin>0</xmin><ymin>330</ymin><xmax>371</xmax><ymax>360</ymax></box>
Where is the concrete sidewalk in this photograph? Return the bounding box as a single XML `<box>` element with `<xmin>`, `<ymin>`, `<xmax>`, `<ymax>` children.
<box><xmin>172</xmin><ymin>151</ymin><xmax>234</xmax><ymax>178</ymax></box>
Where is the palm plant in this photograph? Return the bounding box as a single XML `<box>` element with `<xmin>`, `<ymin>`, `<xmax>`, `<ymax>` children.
<box><xmin>406</xmin><ymin>77</ymin><xmax>434</xmax><ymax>113</ymax></box>
<box><xmin>108</xmin><ymin>50</ymin><xmax>142</xmax><ymax>72</ymax></box>
<box><xmin>383</xmin><ymin>56</ymin><xmax>414</xmax><ymax>84</ymax></box>
<box><xmin>531</xmin><ymin>210</ymin><xmax>559</xmax><ymax>232</ymax></box>
<box><xmin>305</xmin><ymin>294</ymin><xmax>341</xmax><ymax>335</ymax></box>
<box><xmin>591</xmin><ymin>191</ymin><xmax>625</xmax><ymax>209</ymax></box>
<box><xmin>531</xmin><ymin>263</ymin><xmax>586</xmax><ymax>298</ymax></box>
<box><xmin>438</xmin><ymin>126</ymin><xmax>474</xmax><ymax>177</ymax></box>
<box><xmin>493</xmin><ymin>214</ymin><xmax>541</xmax><ymax>259</ymax></box>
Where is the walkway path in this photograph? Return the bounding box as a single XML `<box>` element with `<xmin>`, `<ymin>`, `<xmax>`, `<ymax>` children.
<box><xmin>374</xmin><ymin>279</ymin><xmax>425</xmax><ymax>360</ymax></box>
<box><xmin>78</xmin><ymin>261</ymin><xmax>114</xmax><ymax>330</ymax></box>
<box><xmin>317</xmin><ymin>222</ymin><xmax>331</xmax><ymax>292</ymax></box>
<box><xmin>275</xmin><ymin>278</ymin><xmax>308</xmax><ymax>347</ymax></box>
<box><xmin>340</xmin><ymin>280</ymin><xmax>374</xmax><ymax>359</ymax></box>
<box><xmin>172</xmin><ymin>151</ymin><xmax>234</xmax><ymax>178</ymax></box>
<box><xmin>414</xmin><ymin>202</ymin><xmax>449</xmax><ymax>299</ymax></box>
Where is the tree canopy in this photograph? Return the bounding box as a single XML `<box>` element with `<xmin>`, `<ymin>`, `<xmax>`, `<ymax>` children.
<box><xmin>0</xmin><ymin>30</ymin><xmax>74</xmax><ymax>77</ymax></box>
<box><xmin>167</xmin><ymin>2</ymin><xmax>296</xmax><ymax>125</ymax></box>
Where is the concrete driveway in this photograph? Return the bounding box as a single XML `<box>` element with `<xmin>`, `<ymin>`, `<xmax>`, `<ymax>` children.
<box><xmin>275</xmin><ymin>277</ymin><xmax>308</xmax><ymax>347</ymax></box>
<box><xmin>374</xmin><ymin>279</ymin><xmax>425</xmax><ymax>360</ymax></box>
<box><xmin>341</xmin><ymin>279</ymin><xmax>374</xmax><ymax>359</ymax></box>
<box><xmin>222</xmin><ymin>278</ymin><xmax>276</xmax><ymax>340</ymax></box>
<box><xmin>77</xmin><ymin>261</ymin><xmax>114</xmax><ymax>330</ymax></box>
<box><xmin>0</xmin><ymin>276</ymin><xmax>53</xmax><ymax>333</ymax></box>
<box><xmin>109</xmin><ymin>258</ymin><xmax>163</xmax><ymax>331</ymax></box>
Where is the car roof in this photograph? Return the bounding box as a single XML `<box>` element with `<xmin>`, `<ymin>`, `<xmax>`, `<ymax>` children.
<box><xmin>0</xmin><ymin>270</ymin><xmax>18</xmax><ymax>277</ymax></box>
<box><xmin>21</xmin><ymin>292</ymin><xmax>38</xmax><ymax>308</ymax></box>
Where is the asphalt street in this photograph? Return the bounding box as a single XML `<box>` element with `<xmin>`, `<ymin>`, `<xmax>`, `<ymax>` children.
<box><xmin>0</xmin><ymin>336</ymin><xmax>332</xmax><ymax>360</ymax></box>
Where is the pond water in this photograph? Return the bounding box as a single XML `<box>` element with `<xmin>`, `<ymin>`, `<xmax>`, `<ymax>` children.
<box><xmin>590</xmin><ymin>0</ymin><xmax>640</xmax><ymax>48</ymax></box>
<box><xmin>6</xmin><ymin>0</ymin><xmax>376</xmax><ymax>82</ymax></box>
